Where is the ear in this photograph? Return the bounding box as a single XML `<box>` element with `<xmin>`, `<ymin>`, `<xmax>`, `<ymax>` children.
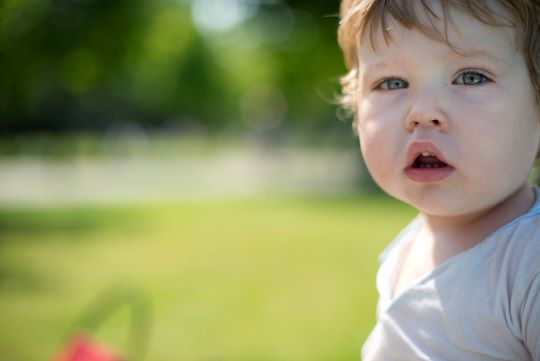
<box><xmin>352</xmin><ymin>116</ymin><xmax>359</xmax><ymax>138</ymax></box>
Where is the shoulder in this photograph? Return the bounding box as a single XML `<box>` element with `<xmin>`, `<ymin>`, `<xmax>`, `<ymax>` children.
<box><xmin>493</xmin><ymin>201</ymin><xmax>540</xmax><ymax>278</ymax></box>
<box><xmin>487</xmin><ymin>202</ymin><xmax>540</xmax><ymax>333</ymax></box>
<box><xmin>485</xmin><ymin>203</ymin><xmax>540</xmax><ymax>295</ymax></box>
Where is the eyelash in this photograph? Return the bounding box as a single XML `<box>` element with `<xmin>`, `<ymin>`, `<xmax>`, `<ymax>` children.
<box><xmin>453</xmin><ymin>70</ymin><xmax>492</xmax><ymax>86</ymax></box>
<box><xmin>374</xmin><ymin>77</ymin><xmax>408</xmax><ymax>91</ymax></box>
<box><xmin>373</xmin><ymin>70</ymin><xmax>493</xmax><ymax>91</ymax></box>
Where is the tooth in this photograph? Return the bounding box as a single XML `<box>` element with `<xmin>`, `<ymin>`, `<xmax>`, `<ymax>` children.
<box><xmin>421</xmin><ymin>151</ymin><xmax>434</xmax><ymax>157</ymax></box>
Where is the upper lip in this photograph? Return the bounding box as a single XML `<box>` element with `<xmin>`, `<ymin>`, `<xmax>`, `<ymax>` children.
<box><xmin>405</xmin><ymin>140</ymin><xmax>451</xmax><ymax>168</ymax></box>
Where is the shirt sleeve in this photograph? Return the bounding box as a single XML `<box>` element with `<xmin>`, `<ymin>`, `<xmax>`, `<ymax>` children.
<box><xmin>522</xmin><ymin>272</ymin><xmax>540</xmax><ymax>359</ymax></box>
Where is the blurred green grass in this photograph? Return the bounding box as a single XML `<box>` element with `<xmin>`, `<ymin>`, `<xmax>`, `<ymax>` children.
<box><xmin>0</xmin><ymin>195</ymin><xmax>415</xmax><ymax>361</ymax></box>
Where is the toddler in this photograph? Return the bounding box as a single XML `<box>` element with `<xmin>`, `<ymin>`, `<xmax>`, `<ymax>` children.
<box><xmin>337</xmin><ymin>0</ymin><xmax>540</xmax><ymax>360</ymax></box>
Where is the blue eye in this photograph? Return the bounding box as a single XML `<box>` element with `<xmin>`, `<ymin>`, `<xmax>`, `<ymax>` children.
<box><xmin>377</xmin><ymin>78</ymin><xmax>409</xmax><ymax>90</ymax></box>
<box><xmin>454</xmin><ymin>71</ymin><xmax>490</xmax><ymax>86</ymax></box>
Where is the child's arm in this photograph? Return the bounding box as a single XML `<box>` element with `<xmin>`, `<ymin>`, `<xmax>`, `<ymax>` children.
<box><xmin>523</xmin><ymin>273</ymin><xmax>540</xmax><ymax>358</ymax></box>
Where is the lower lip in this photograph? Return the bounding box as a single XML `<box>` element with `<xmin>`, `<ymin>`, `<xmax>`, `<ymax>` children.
<box><xmin>405</xmin><ymin>166</ymin><xmax>454</xmax><ymax>183</ymax></box>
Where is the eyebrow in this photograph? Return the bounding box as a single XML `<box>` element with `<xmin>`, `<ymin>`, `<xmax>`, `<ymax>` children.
<box><xmin>360</xmin><ymin>61</ymin><xmax>390</xmax><ymax>75</ymax></box>
<box><xmin>448</xmin><ymin>47</ymin><xmax>510</xmax><ymax>66</ymax></box>
<box><xmin>360</xmin><ymin>48</ymin><xmax>510</xmax><ymax>77</ymax></box>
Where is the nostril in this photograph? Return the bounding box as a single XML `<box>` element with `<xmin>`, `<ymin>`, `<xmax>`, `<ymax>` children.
<box><xmin>432</xmin><ymin>119</ymin><xmax>440</xmax><ymax>125</ymax></box>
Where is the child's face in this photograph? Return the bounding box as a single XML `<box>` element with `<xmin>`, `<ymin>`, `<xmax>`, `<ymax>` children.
<box><xmin>355</xmin><ymin>6</ymin><xmax>540</xmax><ymax>217</ymax></box>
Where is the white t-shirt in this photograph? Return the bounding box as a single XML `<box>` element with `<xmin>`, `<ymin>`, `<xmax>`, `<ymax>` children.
<box><xmin>362</xmin><ymin>188</ymin><xmax>540</xmax><ymax>361</ymax></box>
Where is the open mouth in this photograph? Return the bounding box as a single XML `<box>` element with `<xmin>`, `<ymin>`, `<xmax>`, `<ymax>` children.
<box><xmin>412</xmin><ymin>151</ymin><xmax>449</xmax><ymax>169</ymax></box>
<box><xmin>405</xmin><ymin>141</ymin><xmax>454</xmax><ymax>183</ymax></box>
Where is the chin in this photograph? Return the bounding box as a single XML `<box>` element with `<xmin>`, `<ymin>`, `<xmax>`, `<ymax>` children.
<box><xmin>415</xmin><ymin>205</ymin><xmax>472</xmax><ymax>218</ymax></box>
<box><xmin>410</xmin><ymin>194</ymin><xmax>511</xmax><ymax>219</ymax></box>
<box><xmin>390</xmin><ymin>188</ymin><xmax>477</xmax><ymax>217</ymax></box>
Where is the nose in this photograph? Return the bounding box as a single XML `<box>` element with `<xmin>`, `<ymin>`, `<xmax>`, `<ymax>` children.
<box><xmin>404</xmin><ymin>88</ymin><xmax>448</xmax><ymax>132</ymax></box>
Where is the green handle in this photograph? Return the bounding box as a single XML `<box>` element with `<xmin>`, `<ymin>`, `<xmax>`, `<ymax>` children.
<box><xmin>67</xmin><ymin>284</ymin><xmax>152</xmax><ymax>361</ymax></box>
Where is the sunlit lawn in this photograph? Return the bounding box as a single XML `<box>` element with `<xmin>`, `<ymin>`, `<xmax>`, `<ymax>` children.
<box><xmin>0</xmin><ymin>194</ymin><xmax>415</xmax><ymax>361</ymax></box>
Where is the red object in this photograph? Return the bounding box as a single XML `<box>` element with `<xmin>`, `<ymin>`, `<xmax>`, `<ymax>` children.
<box><xmin>52</xmin><ymin>333</ymin><xmax>123</xmax><ymax>361</ymax></box>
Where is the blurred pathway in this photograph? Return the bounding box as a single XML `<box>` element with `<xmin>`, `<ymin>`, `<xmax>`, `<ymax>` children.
<box><xmin>0</xmin><ymin>147</ymin><xmax>365</xmax><ymax>207</ymax></box>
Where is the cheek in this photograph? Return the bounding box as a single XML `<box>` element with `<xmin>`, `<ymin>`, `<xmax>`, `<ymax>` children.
<box><xmin>357</xmin><ymin>96</ymin><xmax>404</xmax><ymax>135</ymax></box>
<box><xmin>359</xmin><ymin>132</ymin><xmax>392</xmax><ymax>186</ymax></box>
<box><xmin>356</xmin><ymin>109</ymin><xmax>398</xmax><ymax>182</ymax></box>
<box><xmin>453</xmin><ymin>91</ymin><xmax>540</xmax><ymax>182</ymax></box>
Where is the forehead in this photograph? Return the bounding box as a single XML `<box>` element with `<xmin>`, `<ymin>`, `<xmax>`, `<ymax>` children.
<box><xmin>355</xmin><ymin>3</ymin><xmax>518</xmax><ymax>68</ymax></box>
<box><xmin>357</xmin><ymin>0</ymin><xmax>517</xmax><ymax>55</ymax></box>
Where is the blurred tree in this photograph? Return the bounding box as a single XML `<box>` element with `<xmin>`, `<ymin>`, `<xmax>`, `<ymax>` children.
<box><xmin>0</xmin><ymin>0</ymin><xmax>157</xmax><ymax>132</ymax></box>
<box><xmin>0</xmin><ymin>0</ymin><xmax>347</xmax><ymax>135</ymax></box>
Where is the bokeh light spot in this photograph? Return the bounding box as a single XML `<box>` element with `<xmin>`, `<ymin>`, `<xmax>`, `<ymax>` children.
<box><xmin>190</xmin><ymin>0</ymin><xmax>258</xmax><ymax>34</ymax></box>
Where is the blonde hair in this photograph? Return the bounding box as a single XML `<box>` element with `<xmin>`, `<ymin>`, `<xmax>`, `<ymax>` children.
<box><xmin>337</xmin><ymin>0</ymin><xmax>540</xmax><ymax>124</ymax></box>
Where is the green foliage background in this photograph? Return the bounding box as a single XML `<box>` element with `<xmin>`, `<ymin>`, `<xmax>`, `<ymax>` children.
<box><xmin>0</xmin><ymin>0</ymin><xmax>346</xmax><ymax>135</ymax></box>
